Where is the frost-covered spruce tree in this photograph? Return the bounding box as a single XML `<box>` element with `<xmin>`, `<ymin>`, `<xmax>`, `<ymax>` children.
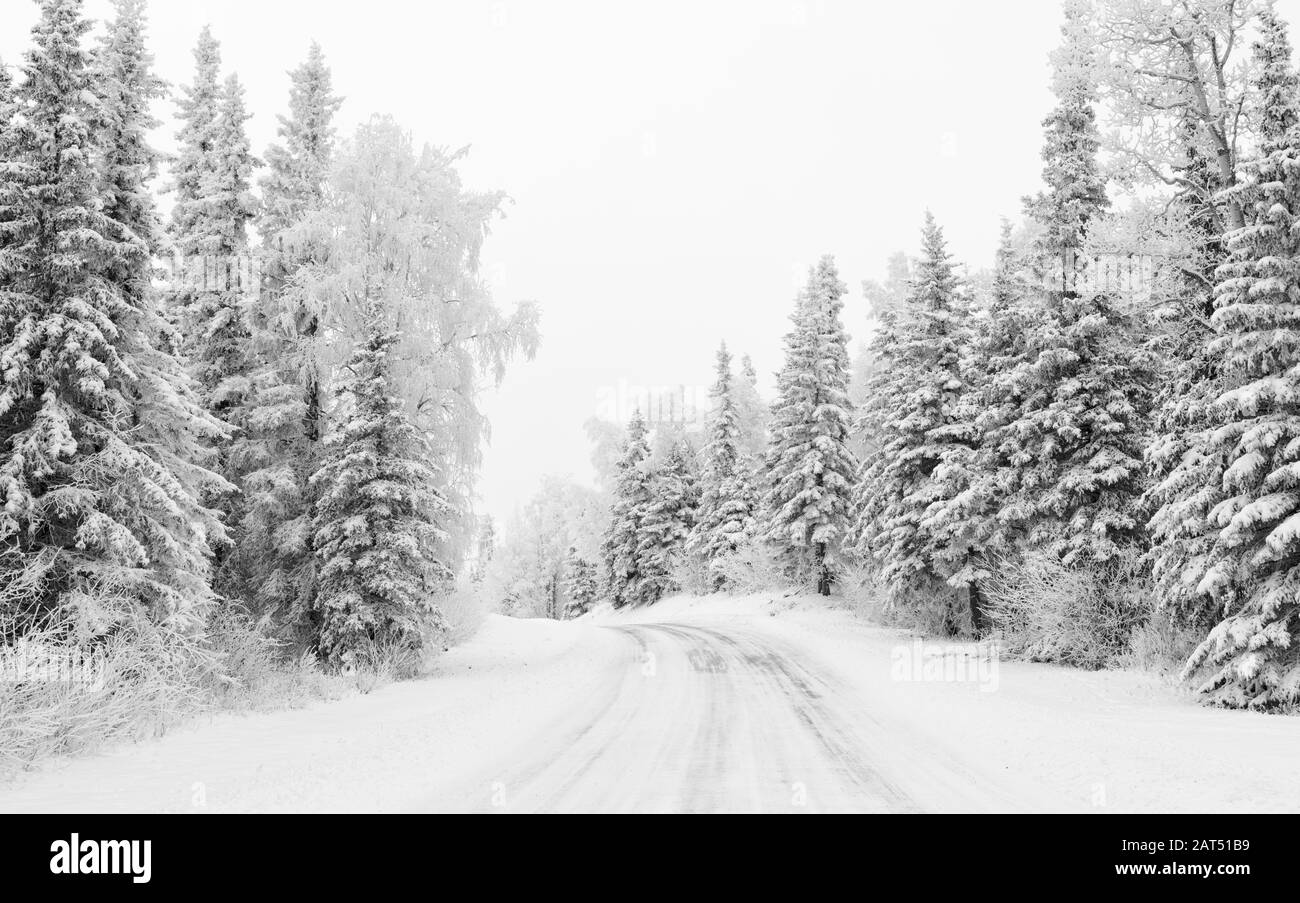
<box><xmin>1169</xmin><ymin>11</ymin><xmax>1300</xmax><ymax>708</ymax></box>
<box><xmin>1024</xmin><ymin>0</ymin><xmax>1108</xmax><ymax>265</ymax></box>
<box><xmin>637</xmin><ymin>440</ymin><xmax>697</xmax><ymax>603</ymax></box>
<box><xmin>988</xmin><ymin>0</ymin><xmax>1151</xmax><ymax>567</ymax></box>
<box><xmin>1144</xmin><ymin>106</ymin><xmax>1233</xmax><ymax>627</ymax></box>
<box><xmin>687</xmin><ymin>343</ymin><xmax>755</xmax><ymax>586</ymax></box>
<box><xmin>169</xmin><ymin>27</ymin><xmax>221</xmax><ymax>249</ymax></box>
<box><xmin>563</xmin><ymin>547</ymin><xmax>599</xmax><ymax>619</ymax></box>
<box><xmin>167</xmin><ymin>33</ymin><xmax>258</xmax><ymax>429</ymax></box>
<box><xmin>229</xmin><ymin>44</ymin><xmax>342</xmax><ymax>619</ymax></box>
<box><xmin>922</xmin><ymin>221</ymin><xmax>1041</xmax><ymax>626</ymax></box>
<box><xmin>853</xmin><ymin>215</ymin><xmax>979</xmax><ymax>626</ymax></box>
<box><xmin>310</xmin><ymin>307</ymin><xmax>451</xmax><ymax>667</ymax></box>
<box><xmin>0</xmin><ymin>0</ymin><xmax>224</xmax><ymax>627</ymax></box>
<box><xmin>169</xmin><ymin>51</ymin><xmax>260</xmax><ymax>586</ymax></box>
<box><xmin>0</xmin><ymin>55</ymin><xmax>12</xmax><ymax>154</ymax></box>
<box><xmin>258</xmin><ymin>43</ymin><xmax>342</xmax><ymax>244</ymax></box>
<box><xmin>600</xmin><ymin>410</ymin><xmax>652</xmax><ymax>608</ymax></box>
<box><xmin>763</xmin><ymin>256</ymin><xmax>857</xmax><ymax>595</ymax></box>
<box><xmin>92</xmin><ymin>0</ymin><xmax>231</xmax><ymax>612</ymax></box>
<box><xmin>184</xmin><ymin>72</ymin><xmax>259</xmax><ymax>417</ymax></box>
<box><xmin>0</xmin><ymin>55</ymin><xmax>14</xmax><ymax>266</ymax></box>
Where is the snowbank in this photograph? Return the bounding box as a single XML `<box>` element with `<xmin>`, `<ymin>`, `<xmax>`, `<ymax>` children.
<box><xmin>0</xmin><ymin>615</ymin><xmax>624</xmax><ymax>813</ymax></box>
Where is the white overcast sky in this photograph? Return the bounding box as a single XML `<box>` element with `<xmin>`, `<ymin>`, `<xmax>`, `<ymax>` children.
<box><xmin>5</xmin><ymin>0</ymin><xmax>1299</xmax><ymax>529</ymax></box>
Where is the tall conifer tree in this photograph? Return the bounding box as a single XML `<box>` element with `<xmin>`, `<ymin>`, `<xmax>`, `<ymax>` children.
<box><xmin>763</xmin><ymin>256</ymin><xmax>857</xmax><ymax>595</ymax></box>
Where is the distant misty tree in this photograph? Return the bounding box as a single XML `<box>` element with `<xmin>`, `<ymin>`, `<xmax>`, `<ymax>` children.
<box><xmin>471</xmin><ymin>515</ymin><xmax>496</xmax><ymax>583</ymax></box>
<box><xmin>732</xmin><ymin>353</ymin><xmax>769</xmax><ymax>459</ymax></box>
<box><xmin>850</xmin><ymin>250</ymin><xmax>911</xmax><ymax>426</ymax></box>
<box><xmin>488</xmin><ymin>476</ymin><xmax>607</xmax><ymax>619</ymax></box>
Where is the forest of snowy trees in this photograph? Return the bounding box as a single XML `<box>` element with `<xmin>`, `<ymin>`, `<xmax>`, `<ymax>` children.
<box><xmin>0</xmin><ymin>0</ymin><xmax>537</xmax><ymax>767</ymax></box>
<box><xmin>486</xmin><ymin>0</ymin><xmax>1300</xmax><ymax>713</ymax></box>
<box><xmin>5</xmin><ymin>0</ymin><xmax>1300</xmax><ymax>784</ymax></box>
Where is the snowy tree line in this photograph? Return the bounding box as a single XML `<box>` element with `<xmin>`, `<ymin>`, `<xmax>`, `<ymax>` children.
<box><xmin>0</xmin><ymin>0</ymin><xmax>537</xmax><ymax>676</ymax></box>
<box><xmin>591</xmin><ymin>0</ymin><xmax>1300</xmax><ymax>711</ymax></box>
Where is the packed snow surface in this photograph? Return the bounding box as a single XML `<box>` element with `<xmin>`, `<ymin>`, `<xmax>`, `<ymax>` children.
<box><xmin>2</xmin><ymin>594</ymin><xmax>1297</xmax><ymax>813</ymax></box>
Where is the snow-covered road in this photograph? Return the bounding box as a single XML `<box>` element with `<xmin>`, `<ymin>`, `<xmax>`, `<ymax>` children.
<box><xmin>420</xmin><ymin>619</ymin><xmax>1036</xmax><ymax>813</ymax></box>
<box><xmin>2</xmin><ymin>593</ymin><xmax>1299</xmax><ymax>813</ymax></box>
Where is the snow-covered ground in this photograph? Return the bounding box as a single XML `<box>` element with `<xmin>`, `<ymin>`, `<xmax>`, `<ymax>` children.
<box><xmin>1</xmin><ymin>593</ymin><xmax>1297</xmax><ymax>813</ymax></box>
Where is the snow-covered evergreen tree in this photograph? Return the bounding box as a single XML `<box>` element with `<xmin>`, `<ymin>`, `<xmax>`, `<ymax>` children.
<box><xmin>637</xmin><ymin>440</ymin><xmax>697</xmax><ymax>603</ymax></box>
<box><xmin>763</xmin><ymin>256</ymin><xmax>857</xmax><ymax>595</ymax></box>
<box><xmin>0</xmin><ymin>55</ymin><xmax>12</xmax><ymax>149</ymax></box>
<box><xmin>1167</xmin><ymin>11</ymin><xmax>1300</xmax><ymax>707</ymax></box>
<box><xmin>601</xmin><ymin>410</ymin><xmax>652</xmax><ymax>607</ymax></box>
<box><xmin>310</xmin><ymin>309</ymin><xmax>451</xmax><ymax>666</ymax></box>
<box><xmin>167</xmin><ymin>31</ymin><xmax>259</xmax><ymax>436</ymax></box>
<box><xmin>1145</xmin><ymin>105</ymin><xmax>1232</xmax><ymax>627</ymax></box>
<box><xmin>166</xmin><ymin>32</ymin><xmax>261</xmax><ymax>578</ymax></box>
<box><xmin>985</xmin><ymin>0</ymin><xmax>1151</xmax><ymax>567</ymax></box>
<box><xmin>229</xmin><ymin>44</ymin><xmax>342</xmax><ymax>620</ymax></box>
<box><xmin>183</xmin><ymin>71</ymin><xmax>259</xmax><ymax>417</ymax></box>
<box><xmin>258</xmin><ymin>43</ymin><xmax>342</xmax><ymax>244</ymax></box>
<box><xmin>850</xmin><ymin>254</ymin><xmax>914</xmax><ymax>471</ymax></box>
<box><xmin>853</xmin><ymin>214</ymin><xmax>979</xmax><ymax>626</ymax></box>
<box><xmin>687</xmin><ymin>343</ymin><xmax>755</xmax><ymax>586</ymax></box>
<box><xmin>1025</xmin><ymin>0</ymin><xmax>1108</xmax><ymax>264</ymax></box>
<box><xmin>563</xmin><ymin>547</ymin><xmax>599</xmax><ymax>619</ymax></box>
<box><xmin>0</xmin><ymin>55</ymin><xmax>15</xmax><ymax>276</ymax></box>
<box><xmin>0</xmin><ymin>0</ymin><xmax>224</xmax><ymax>628</ymax></box>
<box><xmin>168</xmin><ymin>26</ymin><xmax>221</xmax><ymax>249</ymax></box>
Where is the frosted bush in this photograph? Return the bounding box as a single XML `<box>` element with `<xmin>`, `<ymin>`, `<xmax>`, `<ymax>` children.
<box><xmin>985</xmin><ymin>552</ymin><xmax>1151</xmax><ymax>670</ymax></box>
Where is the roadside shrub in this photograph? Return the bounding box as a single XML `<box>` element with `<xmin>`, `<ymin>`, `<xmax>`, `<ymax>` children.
<box><xmin>202</xmin><ymin>607</ymin><xmax>347</xmax><ymax>712</ymax></box>
<box><xmin>0</xmin><ymin>608</ymin><xmax>208</xmax><ymax>778</ymax></box>
<box><xmin>879</xmin><ymin>570</ymin><xmax>970</xmax><ymax>637</ymax></box>
<box><xmin>984</xmin><ymin>551</ymin><xmax>1150</xmax><ymax>670</ymax></box>
<box><xmin>834</xmin><ymin>561</ymin><xmax>890</xmax><ymax>622</ymax></box>
<box><xmin>712</xmin><ymin>539</ymin><xmax>794</xmax><ymax>595</ymax></box>
<box><xmin>1122</xmin><ymin>612</ymin><xmax>1207</xmax><ymax>677</ymax></box>
<box><xmin>669</xmin><ymin>556</ymin><xmax>713</xmax><ymax>597</ymax></box>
